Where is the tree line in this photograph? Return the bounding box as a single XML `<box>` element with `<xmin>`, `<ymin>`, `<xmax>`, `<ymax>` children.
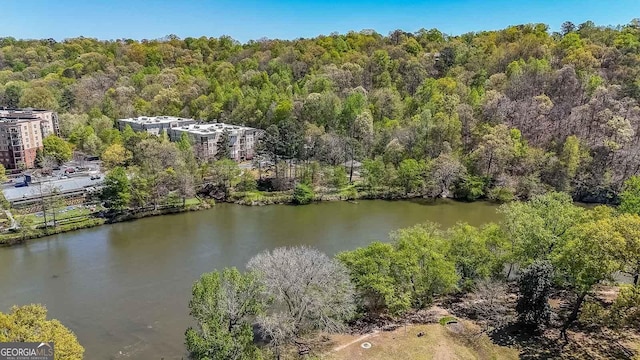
<box><xmin>3</xmin><ymin>21</ymin><xmax>640</xmax><ymax>202</ymax></box>
<box><xmin>186</xmin><ymin>190</ymin><xmax>640</xmax><ymax>359</ymax></box>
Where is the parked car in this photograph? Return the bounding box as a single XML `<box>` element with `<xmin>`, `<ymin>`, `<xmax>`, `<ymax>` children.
<box><xmin>65</xmin><ymin>168</ymin><xmax>76</xmax><ymax>174</ymax></box>
<box><xmin>90</xmin><ymin>174</ymin><xmax>101</xmax><ymax>180</ymax></box>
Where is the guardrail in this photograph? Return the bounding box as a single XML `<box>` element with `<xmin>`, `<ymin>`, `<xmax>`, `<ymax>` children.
<box><xmin>10</xmin><ymin>186</ymin><xmax>103</xmax><ymax>207</ymax></box>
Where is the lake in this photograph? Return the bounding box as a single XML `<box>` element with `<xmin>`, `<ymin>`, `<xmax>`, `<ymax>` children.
<box><xmin>0</xmin><ymin>199</ymin><xmax>501</xmax><ymax>359</ymax></box>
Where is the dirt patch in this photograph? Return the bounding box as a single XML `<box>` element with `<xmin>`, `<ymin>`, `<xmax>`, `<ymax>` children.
<box><xmin>325</xmin><ymin>323</ymin><xmax>519</xmax><ymax>360</ymax></box>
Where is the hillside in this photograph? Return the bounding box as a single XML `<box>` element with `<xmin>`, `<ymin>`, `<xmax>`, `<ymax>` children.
<box><xmin>2</xmin><ymin>21</ymin><xmax>640</xmax><ymax>201</ymax></box>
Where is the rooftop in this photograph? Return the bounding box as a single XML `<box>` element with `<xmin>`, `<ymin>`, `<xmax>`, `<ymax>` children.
<box><xmin>171</xmin><ymin>122</ymin><xmax>256</xmax><ymax>135</ymax></box>
<box><xmin>0</xmin><ymin>113</ymin><xmax>41</xmax><ymax>122</ymax></box>
<box><xmin>0</xmin><ymin>108</ymin><xmax>53</xmax><ymax>122</ymax></box>
<box><xmin>117</xmin><ymin>116</ymin><xmax>196</xmax><ymax>125</ymax></box>
<box><xmin>0</xmin><ymin>108</ymin><xmax>54</xmax><ymax>114</ymax></box>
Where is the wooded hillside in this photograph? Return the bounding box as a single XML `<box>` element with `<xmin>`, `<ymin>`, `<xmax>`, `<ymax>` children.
<box><xmin>2</xmin><ymin>20</ymin><xmax>640</xmax><ymax>201</ymax></box>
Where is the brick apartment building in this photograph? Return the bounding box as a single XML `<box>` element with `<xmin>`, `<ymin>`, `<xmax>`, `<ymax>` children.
<box><xmin>0</xmin><ymin>108</ymin><xmax>59</xmax><ymax>169</ymax></box>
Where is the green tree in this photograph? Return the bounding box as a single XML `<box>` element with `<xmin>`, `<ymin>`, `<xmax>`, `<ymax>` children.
<box><xmin>361</xmin><ymin>158</ymin><xmax>386</xmax><ymax>189</ymax></box>
<box><xmin>185</xmin><ymin>268</ymin><xmax>263</xmax><ymax>360</ymax></box>
<box><xmin>500</xmin><ymin>192</ymin><xmax>585</xmax><ymax>267</ymax></box>
<box><xmin>2</xmin><ymin>82</ymin><xmax>23</xmax><ymax>108</ymax></box>
<box><xmin>559</xmin><ymin>135</ymin><xmax>581</xmax><ymax>181</ymax></box>
<box><xmin>393</xmin><ymin>224</ymin><xmax>458</xmax><ymax>308</ymax></box>
<box><xmin>516</xmin><ymin>260</ymin><xmax>553</xmax><ymax>331</ymax></box>
<box><xmin>0</xmin><ymin>191</ymin><xmax>9</xmax><ymax>210</ymax></box>
<box><xmin>216</xmin><ymin>130</ymin><xmax>232</xmax><ymax>160</ymax></box>
<box><xmin>552</xmin><ymin>216</ymin><xmax>626</xmax><ymax>334</ymax></box>
<box><xmin>455</xmin><ymin>174</ymin><xmax>487</xmax><ymax>201</ymax></box>
<box><xmin>236</xmin><ymin>171</ymin><xmax>257</xmax><ymax>192</ymax></box>
<box><xmin>608</xmin><ymin>285</ymin><xmax>640</xmax><ymax>328</ymax></box>
<box><xmin>338</xmin><ymin>242</ymin><xmax>410</xmax><ymax>313</ymax></box>
<box><xmin>210</xmin><ymin>159</ymin><xmax>241</xmax><ymax>194</ymax></box>
<box><xmin>0</xmin><ymin>304</ymin><xmax>84</xmax><ymax>359</ymax></box>
<box><xmin>19</xmin><ymin>87</ymin><xmax>58</xmax><ymax>110</ymax></box>
<box><xmin>122</xmin><ymin>124</ymin><xmax>141</xmax><ymax>152</ymax></box>
<box><xmin>101</xmin><ymin>143</ymin><xmax>132</xmax><ymax>169</ymax></box>
<box><xmin>16</xmin><ymin>215</ymin><xmax>36</xmax><ymax>241</ymax></box>
<box><xmin>257</xmin><ymin>125</ymin><xmax>281</xmax><ymax>178</ymax></box>
<box><xmin>34</xmin><ymin>148</ymin><xmax>44</xmax><ymax>169</ymax></box>
<box><xmin>471</xmin><ymin>124</ymin><xmax>521</xmax><ymax>178</ymax></box>
<box><xmin>292</xmin><ymin>183</ymin><xmax>314</xmax><ymax>205</ymax></box>
<box><xmin>613</xmin><ymin>213</ymin><xmax>640</xmax><ymax>286</ymax></box>
<box><xmin>396</xmin><ymin>158</ymin><xmax>425</xmax><ymax>194</ymax></box>
<box><xmin>330</xmin><ymin>165</ymin><xmax>348</xmax><ymax>189</ymax></box>
<box><xmin>129</xmin><ymin>171</ymin><xmax>151</xmax><ymax>208</ymax></box>
<box><xmin>102</xmin><ymin>167</ymin><xmax>131</xmax><ymax>210</ymax></box>
<box><xmin>447</xmin><ymin>223</ymin><xmax>508</xmax><ymax>287</ymax></box>
<box><xmin>0</xmin><ymin>163</ymin><xmax>7</xmax><ymax>183</ymax></box>
<box><xmin>177</xmin><ymin>132</ymin><xmax>198</xmax><ymax>174</ymax></box>
<box><xmin>43</xmin><ymin>135</ymin><xmax>73</xmax><ymax>165</ymax></box>
<box><xmin>619</xmin><ymin>176</ymin><xmax>640</xmax><ymax>215</ymax></box>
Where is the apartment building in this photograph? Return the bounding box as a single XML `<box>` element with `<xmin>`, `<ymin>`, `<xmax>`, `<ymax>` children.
<box><xmin>116</xmin><ymin>116</ymin><xmax>197</xmax><ymax>135</ymax></box>
<box><xmin>168</xmin><ymin>123</ymin><xmax>260</xmax><ymax>161</ymax></box>
<box><xmin>0</xmin><ymin>108</ymin><xmax>59</xmax><ymax>169</ymax></box>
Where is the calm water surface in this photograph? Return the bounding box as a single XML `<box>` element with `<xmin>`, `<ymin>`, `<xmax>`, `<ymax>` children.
<box><xmin>0</xmin><ymin>200</ymin><xmax>500</xmax><ymax>359</ymax></box>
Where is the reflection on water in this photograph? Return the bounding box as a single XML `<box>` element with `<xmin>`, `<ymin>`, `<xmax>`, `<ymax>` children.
<box><xmin>0</xmin><ymin>200</ymin><xmax>500</xmax><ymax>359</ymax></box>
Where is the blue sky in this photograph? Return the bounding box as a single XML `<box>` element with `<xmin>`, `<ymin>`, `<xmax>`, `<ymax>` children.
<box><xmin>4</xmin><ymin>0</ymin><xmax>640</xmax><ymax>42</ymax></box>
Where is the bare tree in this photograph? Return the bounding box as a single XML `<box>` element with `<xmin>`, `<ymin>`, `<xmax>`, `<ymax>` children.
<box><xmin>430</xmin><ymin>146</ymin><xmax>466</xmax><ymax>198</ymax></box>
<box><xmin>247</xmin><ymin>246</ymin><xmax>355</xmax><ymax>353</ymax></box>
<box><xmin>256</xmin><ymin>312</ymin><xmax>295</xmax><ymax>360</ymax></box>
<box><xmin>455</xmin><ymin>279</ymin><xmax>514</xmax><ymax>334</ymax></box>
<box><xmin>41</xmin><ymin>155</ymin><xmax>58</xmax><ymax>175</ymax></box>
<box><xmin>176</xmin><ymin>171</ymin><xmax>196</xmax><ymax>206</ymax></box>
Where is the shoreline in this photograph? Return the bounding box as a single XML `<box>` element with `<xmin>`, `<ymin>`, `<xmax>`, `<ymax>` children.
<box><xmin>0</xmin><ymin>201</ymin><xmax>214</xmax><ymax>246</ymax></box>
<box><xmin>0</xmin><ymin>189</ymin><xmax>429</xmax><ymax>246</ymax></box>
<box><xmin>0</xmin><ymin>187</ymin><xmax>609</xmax><ymax>247</ymax></box>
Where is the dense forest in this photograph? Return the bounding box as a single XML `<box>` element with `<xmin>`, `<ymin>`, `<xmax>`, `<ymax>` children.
<box><xmin>3</xmin><ymin>20</ymin><xmax>640</xmax><ymax>202</ymax></box>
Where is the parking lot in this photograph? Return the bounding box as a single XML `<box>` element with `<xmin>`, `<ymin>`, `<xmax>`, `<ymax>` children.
<box><xmin>2</xmin><ymin>160</ymin><xmax>105</xmax><ymax>202</ymax></box>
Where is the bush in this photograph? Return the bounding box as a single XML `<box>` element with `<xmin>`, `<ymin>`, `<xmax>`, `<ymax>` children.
<box><xmin>331</xmin><ymin>166</ymin><xmax>348</xmax><ymax>188</ymax></box>
<box><xmin>236</xmin><ymin>171</ymin><xmax>257</xmax><ymax>192</ymax></box>
<box><xmin>581</xmin><ymin>285</ymin><xmax>640</xmax><ymax>329</ymax></box>
<box><xmin>292</xmin><ymin>183</ymin><xmax>315</xmax><ymax>205</ymax></box>
<box><xmin>610</xmin><ymin>285</ymin><xmax>640</xmax><ymax>328</ymax></box>
<box><xmin>455</xmin><ymin>175</ymin><xmax>487</xmax><ymax>201</ymax></box>
<box><xmin>488</xmin><ymin>186</ymin><xmax>515</xmax><ymax>203</ymax></box>
<box><xmin>579</xmin><ymin>301</ymin><xmax>609</xmax><ymax>328</ymax></box>
<box><xmin>339</xmin><ymin>185</ymin><xmax>358</xmax><ymax>200</ymax></box>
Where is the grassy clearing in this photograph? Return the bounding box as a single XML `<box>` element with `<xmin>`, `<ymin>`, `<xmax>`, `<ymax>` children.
<box><xmin>230</xmin><ymin>190</ymin><xmax>292</xmax><ymax>205</ymax></box>
<box><xmin>0</xmin><ymin>217</ymin><xmax>106</xmax><ymax>245</ymax></box>
<box><xmin>184</xmin><ymin>197</ymin><xmax>202</xmax><ymax>206</ymax></box>
<box><xmin>325</xmin><ymin>322</ymin><xmax>519</xmax><ymax>360</ymax></box>
<box><xmin>24</xmin><ymin>206</ymin><xmax>94</xmax><ymax>225</ymax></box>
